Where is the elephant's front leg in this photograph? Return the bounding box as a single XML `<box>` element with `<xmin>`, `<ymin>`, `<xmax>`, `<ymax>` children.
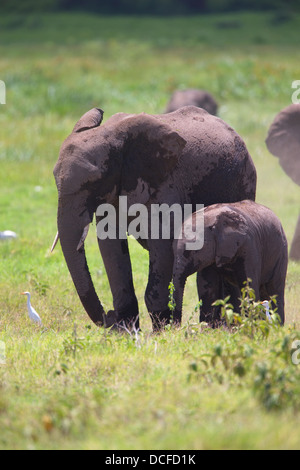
<box><xmin>97</xmin><ymin>237</ymin><xmax>139</xmax><ymax>329</ymax></box>
<box><xmin>145</xmin><ymin>240</ymin><xmax>175</xmax><ymax>331</ymax></box>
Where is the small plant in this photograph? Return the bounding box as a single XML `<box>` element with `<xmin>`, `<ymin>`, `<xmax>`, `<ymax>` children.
<box><xmin>24</xmin><ymin>269</ymin><xmax>49</xmax><ymax>296</ymax></box>
<box><xmin>213</xmin><ymin>279</ymin><xmax>281</xmax><ymax>339</ymax></box>
<box><xmin>253</xmin><ymin>349</ymin><xmax>300</xmax><ymax>412</ymax></box>
<box><xmin>212</xmin><ymin>295</ymin><xmax>235</xmax><ymax>328</ymax></box>
<box><xmin>53</xmin><ymin>363</ymin><xmax>69</xmax><ymax>377</ymax></box>
<box><xmin>168</xmin><ymin>281</ymin><xmax>176</xmax><ymax>326</ymax></box>
<box><xmin>63</xmin><ymin>323</ymin><xmax>86</xmax><ymax>359</ymax></box>
<box><xmin>253</xmin><ymin>332</ymin><xmax>300</xmax><ymax>408</ymax></box>
<box><xmin>183</xmin><ymin>300</ymin><xmax>204</xmax><ymax>338</ymax></box>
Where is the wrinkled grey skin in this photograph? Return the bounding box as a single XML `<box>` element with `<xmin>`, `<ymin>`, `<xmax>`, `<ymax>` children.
<box><xmin>53</xmin><ymin>106</ymin><xmax>256</xmax><ymax>331</ymax></box>
<box><xmin>172</xmin><ymin>201</ymin><xmax>288</xmax><ymax>326</ymax></box>
<box><xmin>266</xmin><ymin>104</ymin><xmax>300</xmax><ymax>261</ymax></box>
<box><xmin>165</xmin><ymin>89</ymin><xmax>218</xmax><ymax>115</ymax></box>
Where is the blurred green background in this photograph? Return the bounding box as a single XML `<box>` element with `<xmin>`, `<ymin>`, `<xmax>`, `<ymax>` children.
<box><xmin>1</xmin><ymin>0</ymin><xmax>300</xmax><ymax>14</ymax></box>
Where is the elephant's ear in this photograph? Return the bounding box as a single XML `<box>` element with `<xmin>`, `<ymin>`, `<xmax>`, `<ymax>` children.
<box><xmin>265</xmin><ymin>104</ymin><xmax>300</xmax><ymax>186</ymax></box>
<box><xmin>214</xmin><ymin>209</ymin><xmax>247</xmax><ymax>267</ymax></box>
<box><xmin>72</xmin><ymin>108</ymin><xmax>104</xmax><ymax>133</ymax></box>
<box><xmin>120</xmin><ymin>114</ymin><xmax>187</xmax><ymax>192</ymax></box>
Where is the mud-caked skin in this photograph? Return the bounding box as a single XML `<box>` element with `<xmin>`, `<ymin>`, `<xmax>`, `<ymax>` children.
<box><xmin>172</xmin><ymin>200</ymin><xmax>288</xmax><ymax>326</ymax></box>
<box><xmin>53</xmin><ymin>105</ymin><xmax>257</xmax><ymax>331</ymax></box>
<box><xmin>266</xmin><ymin>104</ymin><xmax>300</xmax><ymax>261</ymax></box>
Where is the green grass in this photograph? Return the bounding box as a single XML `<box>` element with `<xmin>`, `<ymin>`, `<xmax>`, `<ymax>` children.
<box><xmin>0</xmin><ymin>11</ymin><xmax>300</xmax><ymax>450</ymax></box>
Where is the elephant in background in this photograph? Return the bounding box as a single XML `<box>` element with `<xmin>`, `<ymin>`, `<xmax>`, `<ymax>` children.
<box><xmin>53</xmin><ymin>105</ymin><xmax>256</xmax><ymax>331</ymax></box>
<box><xmin>172</xmin><ymin>201</ymin><xmax>288</xmax><ymax>325</ymax></box>
<box><xmin>265</xmin><ymin>104</ymin><xmax>300</xmax><ymax>261</ymax></box>
<box><xmin>165</xmin><ymin>89</ymin><xmax>218</xmax><ymax>115</ymax></box>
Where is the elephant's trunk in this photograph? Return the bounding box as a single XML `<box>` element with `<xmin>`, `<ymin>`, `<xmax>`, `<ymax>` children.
<box><xmin>57</xmin><ymin>201</ymin><xmax>107</xmax><ymax>327</ymax></box>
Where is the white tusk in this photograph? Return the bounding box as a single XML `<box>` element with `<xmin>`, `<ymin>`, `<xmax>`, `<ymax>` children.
<box><xmin>77</xmin><ymin>224</ymin><xmax>90</xmax><ymax>251</ymax></box>
<box><xmin>51</xmin><ymin>232</ymin><xmax>59</xmax><ymax>252</ymax></box>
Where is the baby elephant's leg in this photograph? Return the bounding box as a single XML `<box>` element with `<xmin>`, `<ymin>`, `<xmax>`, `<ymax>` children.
<box><xmin>197</xmin><ymin>267</ymin><xmax>223</xmax><ymax>326</ymax></box>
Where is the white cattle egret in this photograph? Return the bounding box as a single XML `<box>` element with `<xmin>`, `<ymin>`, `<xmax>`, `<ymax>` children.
<box><xmin>0</xmin><ymin>230</ymin><xmax>17</xmax><ymax>240</ymax></box>
<box><xmin>261</xmin><ymin>300</ymin><xmax>272</xmax><ymax>322</ymax></box>
<box><xmin>21</xmin><ymin>292</ymin><xmax>42</xmax><ymax>325</ymax></box>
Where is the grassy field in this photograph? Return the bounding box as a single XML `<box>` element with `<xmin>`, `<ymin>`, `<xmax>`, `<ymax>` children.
<box><xmin>0</xmin><ymin>11</ymin><xmax>300</xmax><ymax>450</ymax></box>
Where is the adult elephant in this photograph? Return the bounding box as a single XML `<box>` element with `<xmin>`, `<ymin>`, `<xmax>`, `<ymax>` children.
<box><xmin>53</xmin><ymin>105</ymin><xmax>257</xmax><ymax>330</ymax></box>
<box><xmin>265</xmin><ymin>104</ymin><xmax>300</xmax><ymax>261</ymax></box>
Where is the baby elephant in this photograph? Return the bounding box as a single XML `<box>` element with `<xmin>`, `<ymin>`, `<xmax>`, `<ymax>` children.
<box><xmin>172</xmin><ymin>200</ymin><xmax>288</xmax><ymax>326</ymax></box>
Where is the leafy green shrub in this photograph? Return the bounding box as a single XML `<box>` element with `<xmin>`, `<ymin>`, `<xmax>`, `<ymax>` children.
<box><xmin>213</xmin><ymin>279</ymin><xmax>281</xmax><ymax>339</ymax></box>
<box><xmin>186</xmin><ymin>281</ymin><xmax>300</xmax><ymax>411</ymax></box>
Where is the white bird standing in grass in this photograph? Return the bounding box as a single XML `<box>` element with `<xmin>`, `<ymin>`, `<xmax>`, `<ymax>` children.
<box><xmin>261</xmin><ymin>300</ymin><xmax>272</xmax><ymax>322</ymax></box>
<box><xmin>21</xmin><ymin>292</ymin><xmax>42</xmax><ymax>326</ymax></box>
